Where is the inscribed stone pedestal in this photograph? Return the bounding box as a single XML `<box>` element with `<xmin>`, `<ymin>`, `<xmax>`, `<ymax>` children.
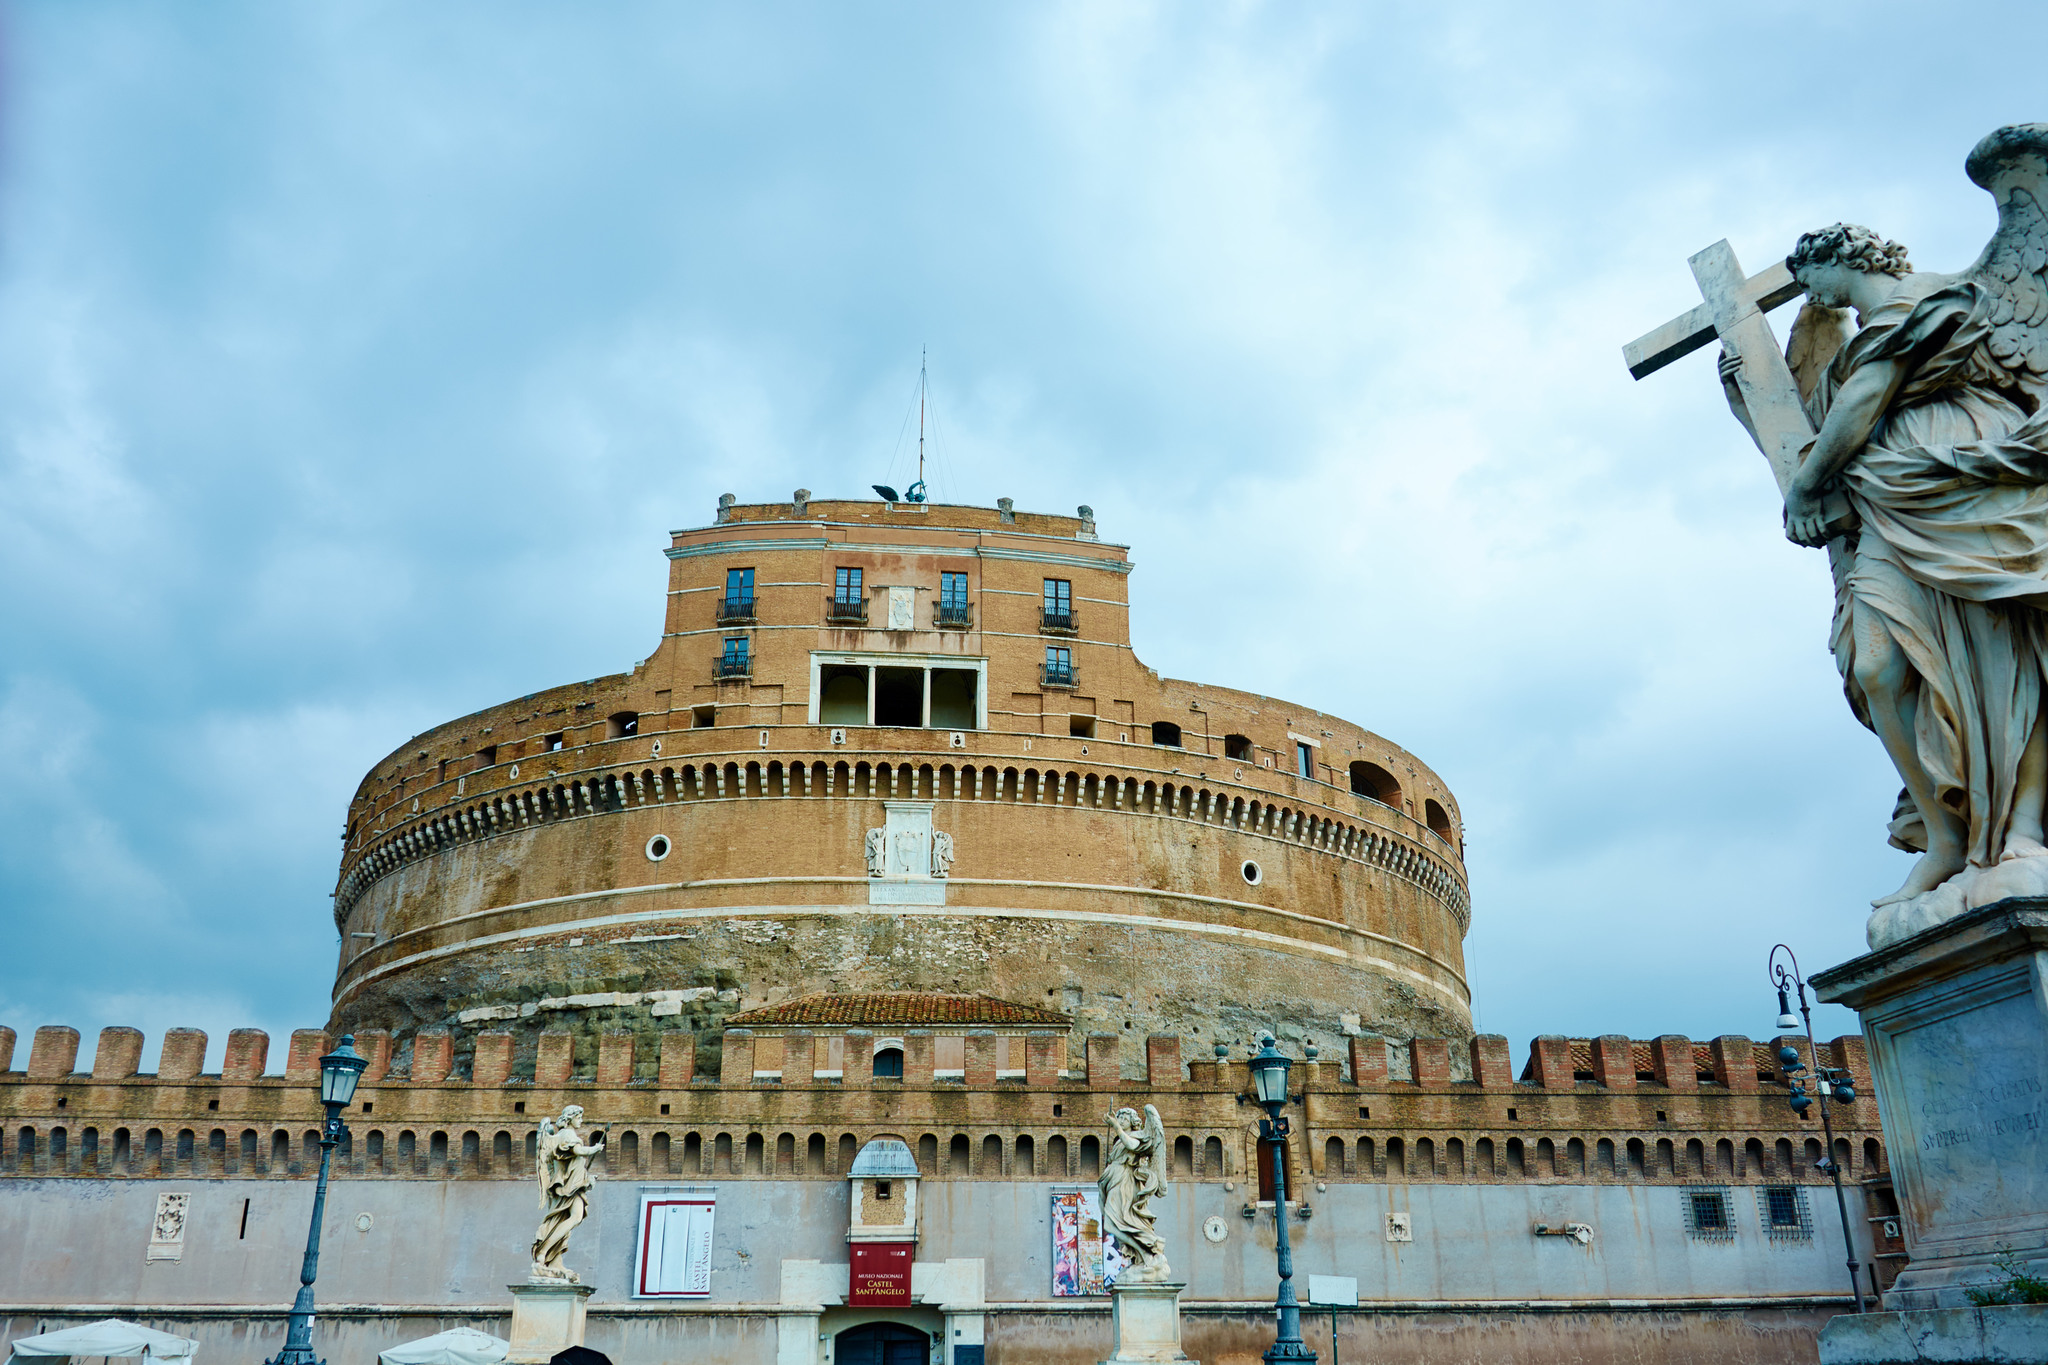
<box><xmin>1812</xmin><ymin>898</ymin><xmax>2048</xmax><ymax>1313</ymax></box>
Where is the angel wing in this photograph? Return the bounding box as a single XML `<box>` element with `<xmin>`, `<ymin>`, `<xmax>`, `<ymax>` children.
<box><xmin>1962</xmin><ymin>124</ymin><xmax>2048</xmax><ymax>407</ymax></box>
<box><xmin>1785</xmin><ymin>301</ymin><xmax>1854</xmax><ymax>405</ymax></box>
<box><xmin>535</xmin><ymin>1115</ymin><xmax>557</xmax><ymax>1210</ymax></box>
<box><xmin>1141</xmin><ymin>1104</ymin><xmax>1168</xmax><ymax>1188</ymax></box>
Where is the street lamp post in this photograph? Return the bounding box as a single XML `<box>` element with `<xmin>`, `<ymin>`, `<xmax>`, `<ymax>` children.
<box><xmin>264</xmin><ymin>1035</ymin><xmax>369</xmax><ymax>1365</ymax></box>
<box><xmin>1247</xmin><ymin>1034</ymin><xmax>1317</xmax><ymax>1364</ymax></box>
<box><xmin>1768</xmin><ymin>946</ymin><xmax>1866</xmax><ymax>1314</ymax></box>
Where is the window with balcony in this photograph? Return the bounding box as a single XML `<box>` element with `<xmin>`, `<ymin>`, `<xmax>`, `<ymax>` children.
<box><xmin>720</xmin><ymin>567</ymin><xmax>756</xmax><ymax>622</ymax></box>
<box><xmin>829</xmin><ymin>567</ymin><xmax>866</xmax><ymax>622</ymax></box>
<box><xmin>717</xmin><ymin>637</ymin><xmax>751</xmax><ymax>679</ymax></box>
<box><xmin>938</xmin><ymin>571</ymin><xmax>971</xmax><ymax>627</ymax></box>
<box><xmin>1043</xmin><ymin>646</ymin><xmax>1074</xmax><ymax>688</ymax></box>
<box><xmin>1042</xmin><ymin>578</ymin><xmax>1074</xmax><ymax>632</ymax></box>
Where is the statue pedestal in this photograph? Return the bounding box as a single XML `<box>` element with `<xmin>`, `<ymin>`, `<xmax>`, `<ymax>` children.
<box><xmin>506</xmin><ymin>1280</ymin><xmax>596</xmax><ymax>1364</ymax></box>
<box><xmin>1812</xmin><ymin>898</ymin><xmax>2048</xmax><ymax>1319</ymax></box>
<box><xmin>1099</xmin><ymin>1281</ymin><xmax>1196</xmax><ymax>1364</ymax></box>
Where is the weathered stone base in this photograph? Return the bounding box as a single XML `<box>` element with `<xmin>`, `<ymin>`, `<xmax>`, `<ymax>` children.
<box><xmin>1813</xmin><ymin>899</ymin><xmax>2048</xmax><ymax>1311</ymax></box>
<box><xmin>1099</xmin><ymin>1281</ymin><xmax>1195</xmax><ymax>1363</ymax></box>
<box><xmin>1819</xmin><ymin>1304</ymin><xmax>2048</xmax><ymax>1364</ymax></box>
<box><xmin>505</xmin><ymin>1280</ymin><xmax>594</xmax><ymax>1364</ymax></box>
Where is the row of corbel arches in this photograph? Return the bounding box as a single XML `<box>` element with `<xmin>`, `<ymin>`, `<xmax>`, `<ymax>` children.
<box><xmin>1313</xmin><ymin>1131</ymin><xmax>1887</xmax><ymax>1184</ymax></box>
<box><xmin>336</xmin><ymin>757</ymin><xmax>1471</xmax><ymax>925</ymax></box>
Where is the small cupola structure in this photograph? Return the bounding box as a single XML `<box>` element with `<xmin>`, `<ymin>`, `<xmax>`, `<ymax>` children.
<box><xmin>847</xmin><ymin>1137</ymin><xmax>921</xmax><ymax>1244</ymax></box>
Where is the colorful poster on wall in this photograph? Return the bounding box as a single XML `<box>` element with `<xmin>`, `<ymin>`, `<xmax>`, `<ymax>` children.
<box><xmin>1050</xmin><ymin>1188</ymin><xmax>1127</xmax><ymax>1296</ymax></box>
<box><xmin>633</xmin><ymin>1186</ymin><xmax>716</xmax><ymax>1297</ymax></box>
<box><xmin>849</xmin><ymin>1240</ymin><xmax>915</xmax><ymax>1306</ymax></box>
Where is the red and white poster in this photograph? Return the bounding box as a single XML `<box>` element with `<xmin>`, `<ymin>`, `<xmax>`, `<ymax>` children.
<box><xmin>848</xmin><ymin>1240</ymin><xmax>914</xmax><ymax>1306</ymax></box>
<box><xmin>633</xmin><ymin>1187</ymin><xmax>716</xmax><ymax>1298</ymax></box>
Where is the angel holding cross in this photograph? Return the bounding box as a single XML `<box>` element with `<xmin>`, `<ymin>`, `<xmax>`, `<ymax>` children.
<box><xmin>1704</xmin><ymin>124</ymin><xmax>2048</xmax><ymax>942</ymax></box>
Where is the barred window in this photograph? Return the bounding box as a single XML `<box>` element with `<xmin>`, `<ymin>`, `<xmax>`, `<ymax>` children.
<box><xmin>1758</xmin><ymin>1184</ymin><xmax>1813</xmax><ymax>1240</ymax></box>
<box><xmin>1683</xmin><ymin>1186</ymin><xmax>1736</xmax><ymax>1240</ymax></box>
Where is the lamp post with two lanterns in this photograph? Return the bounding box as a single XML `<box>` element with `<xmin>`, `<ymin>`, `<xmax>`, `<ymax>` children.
<box><xmin>1247</xmin><ymin>1033</ymin><xmax>1318</xmax><ymax>1364</ymax></box>
<box><xmin>263</xmin><ymin>1035</ymin><xmax>369</xmax><ymax>1365</ymax></box>
<box><xmin>1768</xmin><ymin>945</ymin><xmax>1866</xmax><ymax>1314</ymax></box>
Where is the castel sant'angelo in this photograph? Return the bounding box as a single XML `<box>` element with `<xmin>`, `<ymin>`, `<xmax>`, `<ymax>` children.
<box><xmin>3</xmin><ymin>491</ymin><xmax>1896</xmax><ymax>1365</ymax></box>
<box><xmin>332</xmin><ymin>494</ymin><xmax>1472</xmax><ymax>1072</ymax></box>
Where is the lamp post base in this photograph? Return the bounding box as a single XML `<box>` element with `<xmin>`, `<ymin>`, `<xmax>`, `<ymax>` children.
<box><xmin>1099</xmin><ymin>1280</ymin><xmax>1197</xmax><ymax>1364</ymax></box>
<box><xmin>506</xmin><ymin>1280</ymin><xmax>596</xmax><ymax>1364</ymax></box>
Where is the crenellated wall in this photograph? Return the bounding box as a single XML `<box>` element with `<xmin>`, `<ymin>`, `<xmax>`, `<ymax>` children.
<box><xmin>0</xmin><ymin>1022</ymin><xmax>1888</xmax><ymax>1193</ymax></box>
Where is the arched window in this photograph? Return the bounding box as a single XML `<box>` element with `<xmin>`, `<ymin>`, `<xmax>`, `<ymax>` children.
<box><xmin>949</xmin><ymin>1134</ymin><xmax>971</xmax><ymax>1175</ymax></box>
<box><xmin>1424</xmin><ymin>799</ymin><xmax>1453</xmax><ymax>841</ymax></box>
<box><xmin>1080</xmin><ymin>1134</ymin><xmax>1101</xmax><ymax>1178</ymax></box>
<box><xmin>1048</xmin><ymin>1134</ymin><xmax>1069</xmax><ymax>1176</ymax></box>
<box><xmin>1224</xmin><ymin>734</ymin><xmax>1253</xmax><ymax>761</ymax></box>
<box><xmin>873</xmin><ymin>1047</ymin><xmax>904</xmax><ymax>1080</ymax></box>
<box><xmin>1016</xmin><ymin>1135</ymin><xmax>1036</xmax><ymax>1176</ymax></box>
<box><xmin>1202</xmin><ymin>1136</ymin><xmax>1223</xmax><ymax>1178</ymax></box>
<box><xmin>980</xmin><ymin>1135</ymin><xmax>1003</xmax><ymax>1175</ymax></box>
<box><xmin>1348</xmin><ymin>760</ymin><xmax>1401</xmax><ymax>805</ymax></box>
<box><xmin>606</xmin><ymin>711</ymin><xmax>639</xmax><ymax>738</ymax></box>
<box><xmin>1150</xmin><ymin>721</ymin><xmax>1182</xmax><ymax>748</ymax></box>
<box><xmin>807</xmin><ymin>1134</ymin><xmax>826</xmax><ymax>1174</ymax></box>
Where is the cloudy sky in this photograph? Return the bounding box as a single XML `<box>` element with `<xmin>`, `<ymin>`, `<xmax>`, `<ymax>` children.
<box><xmin>4</xmin><ymin>2</ymin><xmax>2038</xmax><ymax>1071</ymax></box>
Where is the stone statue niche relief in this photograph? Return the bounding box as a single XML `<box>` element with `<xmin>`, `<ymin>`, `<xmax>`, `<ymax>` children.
<box><xmin>1672</xmin><ymin>124</ymin><xmax>2048</xmax><ymax>948</ymax></box>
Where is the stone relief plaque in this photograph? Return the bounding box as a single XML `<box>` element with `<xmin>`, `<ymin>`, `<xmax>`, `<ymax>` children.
<box><xmin>147</xmin><ymin>1191</ymin><xmax>189</xmax><ymax>1261</ymax></box>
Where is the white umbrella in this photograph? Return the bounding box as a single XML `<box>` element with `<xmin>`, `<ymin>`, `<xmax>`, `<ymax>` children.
<box><xmin>6</xmin><ymin>1320</ymin><xmax>197</xmax><ymax>1365</ymax></box>
<box><xmin>377</xmin><ymin>1328</ymin><xmax>508</xmax><ymax>1365</ymax></box>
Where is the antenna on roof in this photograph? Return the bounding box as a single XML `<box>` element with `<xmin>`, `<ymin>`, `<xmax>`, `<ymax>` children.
<box><xmin>905</xmin><ymin>348</ymin><xmax>929</xmax><ymax>504</ymax></box>
<box><xmin>876</xmin><ymin>350</ymin><xmax>931</xmax><ymax>504</ymax></box>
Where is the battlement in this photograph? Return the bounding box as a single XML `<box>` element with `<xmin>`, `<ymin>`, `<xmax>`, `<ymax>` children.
<box><xmin>0</xmin><ymin>1021</ymin><xmax>1884</xmax><ymax>1189</ymax></box>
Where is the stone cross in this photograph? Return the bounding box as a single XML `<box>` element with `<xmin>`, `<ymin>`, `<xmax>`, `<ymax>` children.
<box><xmin>1624</xmin><ymin>240</ymin><xmax>1812</xmax><ymax>494</ymax></box>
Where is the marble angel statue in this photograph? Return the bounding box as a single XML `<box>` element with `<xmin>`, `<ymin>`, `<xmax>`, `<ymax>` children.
<box><xmin>1098</xmin><ymin>1104</ymin><xmax>1170</xmax><ymax>1283</ymax></box>
<box><xmin>1720</xmin><ymin>124</ymin><xmax>2048</xmax><ymax>945</ymax></box>
<box><xmin>530</xmin><ymin>1105</ymin><xmax>607</xmax><ymax>1282</ymax></box>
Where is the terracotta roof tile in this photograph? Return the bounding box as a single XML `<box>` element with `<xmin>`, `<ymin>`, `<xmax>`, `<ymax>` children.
<box><xmin>723</xmin><ymin>992</ymin><xmax>1073</xmax><ymax>1028</ymax></box>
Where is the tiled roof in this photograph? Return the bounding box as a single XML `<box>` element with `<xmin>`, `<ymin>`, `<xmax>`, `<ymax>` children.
<box><xmin>723</xmin><ymin>992</ymin><xmax>1073</xmax><ymax>1028</ymax></box>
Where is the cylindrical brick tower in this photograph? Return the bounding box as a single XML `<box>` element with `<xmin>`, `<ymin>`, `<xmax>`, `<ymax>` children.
<box><xmin>329</xmin><ymin>497</ymin><xmax>1472</xmax><ymax>1074</ymax></box>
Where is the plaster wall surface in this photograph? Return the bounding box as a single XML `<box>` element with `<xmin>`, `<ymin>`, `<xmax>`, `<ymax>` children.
<box><xmin>0</xmin><ymin>1177</ymin><xmax>1869</xmax><ymax>1309</ymax></box>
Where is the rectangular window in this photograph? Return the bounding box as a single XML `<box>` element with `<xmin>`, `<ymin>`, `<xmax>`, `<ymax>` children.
<box><xmin>721</xmin><ymin>568</ymin><xmax>755</xmax><ymax>619</ymax></box>
<box><xmin>939</xmin><ymin>571</ymin><xmax>970</xmax><ymax>626</ymax></box>
<box><xmin>1683</xmin><ymin>1187</ymin><xmax>1736</xmax><ymax>1240</ymax></box>
<box><xmin>1042</xmin><ymin>578</ymin><xmax>1073</xmax><ymax>630</ymax></box>
<box><xmin>1758</xmin><ymin>1185</ymin><xmax>1813</xmax><ymax>1240</ymax></box>
<box><xmin>718</xmin><ymin>637</ymin><xmax>750</xmax><ymax>677</ymax></box>
<box><xmin>1044</xmin><ymin>646</ymin><xmax>1074</xmax><ymax>686</ymax></box>
<box><xmin>1297</xmin><ymin>743</ymin><xmax>1315</xmax><ymax>779</ymax></box>
<box><xmin>835</xmin><ymin>567</ymin><xmax>863</xmax><ymax>604</ymax></box>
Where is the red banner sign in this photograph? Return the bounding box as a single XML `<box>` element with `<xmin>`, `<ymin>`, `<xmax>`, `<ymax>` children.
<box><xmin>848</xmin><ymin>1241</ymin><xmax>914</xmax><ymax>1306</ymax></box>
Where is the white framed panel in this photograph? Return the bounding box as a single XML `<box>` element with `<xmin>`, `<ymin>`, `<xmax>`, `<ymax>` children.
<box><xmin>633</xmin><ymin>1184</ymin><xmax>716</xmax><ymax>1298</ymax></box>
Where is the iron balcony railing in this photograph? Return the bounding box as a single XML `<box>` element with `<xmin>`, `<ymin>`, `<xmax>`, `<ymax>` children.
<box><xmin>717</xmin><ymin>595</ymin><xmax>756</xmax><ymax>624</ymax></box>
<box><xmin>1042</xmin><ymin>663</ymin><xmax>1077</xmax><ymax>687</ymax></box>
<box><xmin>1041</xmin><ymin>608</ymin><xmax>1077</xmax><ymax>633</ymax></box>
<box><xmin>714</xmin><ymin>655</ymin><xmax>752</xmax><ymax>680</ymax></box>
<box><xmin>826</xmin><ymin>595</ymin><xmax>868</xmax><ymax>625</ymax></box>
<box><xmin>936</xmin><ymin>600</ymin><xmax>973</xmax><ymax>628</ymax></box>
